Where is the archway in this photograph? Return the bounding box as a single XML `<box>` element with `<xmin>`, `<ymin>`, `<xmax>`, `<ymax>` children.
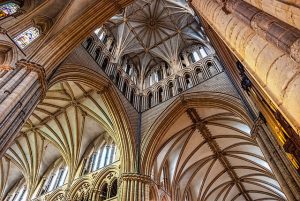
<box><xmin>142</xmin><ymin>92</ymin><xmax>286</xmax><ymax>201</ymax></box>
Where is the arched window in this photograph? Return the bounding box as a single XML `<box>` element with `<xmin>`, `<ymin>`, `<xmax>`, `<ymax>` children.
<box><xmin>95</xmin><ymin>47</ymin><xmax>102</xmax><ymax>61</ymax></box>
<box><xmin>125</xmin><ymin>64</ymin><xmax>131</xmax><ymax>74</ymax></box>
<box><xmin>196</xmin><ymin>68</ymin><xmax>203</xmax><ymax>81</ymax></box>
<box><xmin>189</xmin><ymin>53</ymin><xmax>195</xmax><ymax>63</ymax></box>
<box><xmin>122</xmin><ymin>82</ymin><xmax>128</xmax><ymax>95</ymax></box>
<box><xmin>130</xmin><ymin>89</ymin><xmax>135</xmax><ymax>104</ymax></box>
<box><xmin>115</xmin><ymin>72</ymin><xmax>120</xmax><ymax>86</ymax></box>
<box><xmin>0</xmin><ymin>3</ymin><xmax>20</xmax><ymax>19</ymax></box>
<box><xmin>180</xmin><ymin>53</ymin><xmax>187</xmax><ymax>68</ymax></box>
<box><xmin>148</xmin><ymin>93</ymin><xmax>153</xmax><ymax>109</ymax></box>
<box><xmin>192</xmin><ymin>51</ymin><xmax>200</xmax><ymax>62</ymax></box>
<box><xmin>168</xmin><ymin>83</ymin><xmax>174</xmax><ymax>98</ymax></box>
<box><xmin>165</xmin><ymin>63</ymin><xmax>171</xmax><ymax>76</ymax></box>
<box><xmin>85</xmin><ymin>37</ymin><xmax>93</xmax><ymax>50</ymax></box>
<box><xmin>8</xmin><ymin>181</ymin><xmax>28</xmax><ymax>201</ymax></box>
<box><xmin>207</xmin><ymin>61</ymin><xmax>218</xmax><ymax>77</ymax></box>
<box><xmin>185</xmin><ymin>74</ymin><xmax>192</xmax><ymax>89</ymax></box>
<box><xmin>100</xmin><ymin>183</ymin><xmax>108</xmax><ymax>200</ymax></box>
<box><xmin>157</xmin><ymin>69</ymin><xmax>162</xmax><ymax>81</ymax></box>
<box><xmin>158</xmin><ymin>88</ymin><xmax>163</xmax><ymax>103</ymax></box>
<box><xmin>103</xmin><ymin>35</ymin><xmax>108</xmax><ymax>44</ymax></box>
<box><xmin>102</xmin><ymin>58</ymin><xmax>109</xmax><ymax>71</ymax></box>
<box><xmin>149</xmin><ymin>73</ymin><xmax>155</xmax><ymax>86</ymax></box>
<box><xmin>109</xmin><ymin>179</ymin><xmax>118</xmax><ymax>198</ymax></box>
<box><xmin>14</xmin><ymin>27</ymin><xmax>40</xmax><ymax>49</ymax></box>
<box><xmin>86</xmin><ymin>142</ymin><xmax>117</xmax><ymax>174</ymax></box>
<box><xmin>199</xmin><ymin>47</ymin><xmax>208</xmax><ymax>58</ymax></box>
<box><xmin>41</xmin><ymin>166</ymin><xmax>68</xmax><ymax>194</ymax></box>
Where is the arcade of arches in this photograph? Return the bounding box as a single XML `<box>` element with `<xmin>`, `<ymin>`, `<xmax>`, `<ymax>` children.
<box><xmin>0</xmin><ymin>0</ymin><xmax>300</xmax><ymax>200</ymax></box>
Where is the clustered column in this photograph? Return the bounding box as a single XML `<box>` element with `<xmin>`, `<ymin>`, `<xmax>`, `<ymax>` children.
<box><xmin>0</xmin><ymin>60</ymin><xmax>46</xmax><ymax>157</ymax></box>
<box><xmin>119</xmin><ymin>173</ymin><xmax>151</xmax><ymax>201</ymax></box>
<box><xmin>251</xmin><ymin>117</ymin><xmax>300</xmax><ymax>201</ymax></box>
<box><xmin>191</xmin><ymin>0</ymin><xmax>300</xmax><ymax>136</ymax></box>
<box><xmin>217</xmin><ymin>0</ymin><xmax>300</xmax><ymax>62</ymax></box>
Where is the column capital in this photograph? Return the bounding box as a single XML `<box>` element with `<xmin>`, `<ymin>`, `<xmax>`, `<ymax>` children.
<box><xmin>0</xmin><ymin>27</ymin><xmax>7</xmax><ymax>35</ymax></box>
<box><xmin>15</xmin><ymin>60</ymin><xmax>47</xmax><ymax>98</ymax></box>
<box><xmin>291</xmin><ymin>38</ymin><xmax>300</xmax><ymax>63</ymax></box>
<box><xmin>250</xmin><ymin>115</ymin><xmax>265</xmax><ymax>139</ymax></box>
<box><xmin>120</xmin><ymin>173</ymin><xmax>152</xmax><ymax>184</ymax></box>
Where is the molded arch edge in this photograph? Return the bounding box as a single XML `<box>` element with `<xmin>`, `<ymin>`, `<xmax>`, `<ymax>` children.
<box><xmin>140</xmin><ymin>91</ymin><xmax>254</xmax><ymax>175</ymax></box>
<box><xmin>46</xmin><ymin>64</ymin><xmax>136</xmax><ymax>173</ymax></box>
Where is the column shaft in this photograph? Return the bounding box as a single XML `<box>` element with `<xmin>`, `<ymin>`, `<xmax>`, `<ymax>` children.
<box><xmin>191</xmin><ymin>0</ymin><xmax>300</xmax><ymax>134</ymax></box>
<box><xmin>253</xmin><ymin>119</ymin><xmax>300</xmax><ymax>200</ymax></box>
<box><xmin>120</xmin><ymin>173</ymin><xmax>151</xmax><ymax>201</ymax></box>
<box><xmin>0</xmin><ymin>60</ymin><xmax>46</xmax><ymax>157</ymax></box>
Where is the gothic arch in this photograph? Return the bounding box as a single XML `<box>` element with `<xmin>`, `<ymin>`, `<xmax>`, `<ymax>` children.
<box><xmin>48</xmin><ymin>64</ymin><xmax>136</xmax><ymax>173</ymax></box>
<box><xmin>0</xmin><ymin>40</ymin><xmax>18</xmax><ymax>67</ymax></box>
<box><xmin>69</xmin><ymin>180</ymin><xmax>91</xmax><ymax>200</ymax></box>
<box><xmin>141</xmin><ymin>92</ymin><xmax>252</xmax><ymax>172</ymax></box>
<box><xmin>47</xmin><ymin>191</ymin><xmax>65</xmax><ymax>201</ymax></box>
<box><xmin>92</xmin><ymin>165</ymin><xmax>119</xmax><ymax>190</ymax></box>
<box><xmin>141</xmin><ymin>92</ymin><xmax>285</xmax><ymax>200</ymax></box>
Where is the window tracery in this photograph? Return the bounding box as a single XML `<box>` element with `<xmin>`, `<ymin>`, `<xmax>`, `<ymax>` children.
<box><xmin>109</xmin><ymin>179</ymin><xmax>118</xmax><ymax>198</ymax></box>
<box><xmin>0</xmin><ymin>2</ymin><xmax>20</xmax><ymax>19</ymax></box>
<box><xmin>14</xmin><ymin>27</ymin><xmax>40</xmax><ymax>49</ymax></box>
<box><xmin>185</xmin><ymin>74</ymin><xmax>193</xmax><ymax>89</ymax></box>
<box><xmin>168</xmin><ymin>82</ymin><xmax>174</xmax><ymax>98</ymax></box>
<box><xmin>40</xmin><ymin>165</ymin><xmax>68</xmax><ymax>195</ymax></box>
<box><xmin>7</xmin><ymin>182</ymin><xmax>27</xmax><ymax>201</ymax></box>
<box><xmin>85</xmin><ymin>141</ymin><xmax>117</xmax><ymax>174</ymax></box>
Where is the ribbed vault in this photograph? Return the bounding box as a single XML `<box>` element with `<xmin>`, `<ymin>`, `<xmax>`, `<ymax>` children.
<box><xmin>0</xmin><ymin>156</ymin><xmax>23</xmax><ymax>199</ymax></box>
<box><xmin>143</xmin><ymin>94</ymin><xmax>286</xmax><ymax>201</ymax></box>
<box><xmin>1</xmin><ymin>80</ymin><xmax>134</xmax><ymax>200</ymax></box>
<box><xmin>105</xmin><ymin>0</ymin><xmax>210</xmax><ymax>75</ymax></box>
<box><xmin>21</xmin><ymin>81</ymin><xmax>115</xmax><ymax>179</ymax></box>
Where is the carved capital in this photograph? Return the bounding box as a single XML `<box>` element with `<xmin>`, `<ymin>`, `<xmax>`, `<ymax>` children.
<box><xmin>250</xmin><ymin>116</ymin><xmax>265</xmax><ymax>139</ymax></box>
<box><xmin>291</xmin><ymin>38</ymin><xmax>300</xmax><ymax>63</ymax></box>
<box><xmin>250</xmin><ymin>12</ymin><xmax>269</xmax><ymax>37</ymax></box>
<box><xmin>121</xmin><ymin>173</ymin><xmax>152</xmax><ymax>184</ymax></box>
<box><xmin>0</xmin><ymin>27</ymin><xmax>7</xmax><ymax>35</ymax></box>
<box><xmin>15</xmin><ymin>60</ymin><xmax>47</xmax><ymax>98</ymax></box>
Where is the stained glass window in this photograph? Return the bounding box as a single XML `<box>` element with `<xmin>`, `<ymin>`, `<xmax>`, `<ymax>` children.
<box><xmin>0</xmin><ymin>3</ymin><xmax>20</xmax><ymax>19</ymax></box>
<box><xmin>14</xmin><ymin>27</ymin><xmax>40</xmax><ymax>49</ymax></box>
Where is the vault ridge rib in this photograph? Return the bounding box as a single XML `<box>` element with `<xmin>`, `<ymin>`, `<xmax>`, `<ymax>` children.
<box><xmin>186</xmin><ymin>108</ymin><xmax>253</xmax><ymax>201</ymax></box>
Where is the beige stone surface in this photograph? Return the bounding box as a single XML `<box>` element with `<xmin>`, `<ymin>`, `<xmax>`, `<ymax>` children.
<box><xmin>192</xmin><ymin>0</ymin><xmax>300</xmax><ymax>133</ymax></box>
<box><xmin>244</xmin><ymin>0</ymin><xmax>300</xmax><ymax>30</ymax></box>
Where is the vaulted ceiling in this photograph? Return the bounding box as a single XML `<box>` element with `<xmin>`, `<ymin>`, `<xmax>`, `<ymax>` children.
<box><xmin>105</xmin><ymin>0</ymin><xmax>209</xmax><ymax>75</ymax></box>
<box><xmin>152</xmin><ymin>106</ymin><xmax>286</xmax><ymax>201</ymax></box>
<box><xmin>0</xmin><ymin>81</ymin><xmax>116</xmax><ymax>199</ymax></box>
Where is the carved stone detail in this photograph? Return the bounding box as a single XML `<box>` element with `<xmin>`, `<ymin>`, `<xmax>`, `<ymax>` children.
<box><xmin>15</xmin><ymin>60</ymin><xmax>47</xmax><ymax>98</ymax></box>
<box><xmin>121</xmin><ymin>173</ymin><xmax>152</xmax><ymax>184</ymax></box>
<box><xmin>291</xmin><ymin>38</ymin><xmax>300</xmax><ymax>63</ymax></box>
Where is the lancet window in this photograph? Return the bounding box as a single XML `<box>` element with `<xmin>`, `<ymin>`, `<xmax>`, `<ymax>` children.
<box><xmin>7</xmin><ymin>181</ymin><xmax>28</xmax><ymax>201</ymax></box>
<box><xmin>185</xmin><ymin>74</ymin><xmax>193</xmax><ymax>89</ymax></box>
<box><xmin>99</xmin><ymin>179</ymin><xmax>118</xmax><ymax>201</ymax></box>
<box><xmin>85</xmin><ymin>141</ymin><xmax>117</xmax><ymax>174</ymax></box>
<box><xmin>0</xmin><ymin>3</ymin><xmax>20</xmax><ymax>19</ymax></box>
<box><xmin>40</xmin><ymin>165</ymin><xmax>68</xmax><ymax>195</ymax></box>
<box><xmin>14</xmin><ymin>27</ymin><xmax>40</xmax><ymax>49</ymax></box>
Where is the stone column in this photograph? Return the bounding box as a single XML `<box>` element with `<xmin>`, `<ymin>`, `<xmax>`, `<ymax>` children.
<box><xmin>119</xmin><ymin>173</ymin><xmax>151</xmax><ymax>201</ymax></box>
<box><xmin>0</xmin><ymin>60</ymin><xmax>46</xmax><ymax>157</ymax></box>
<box><xmin>91</xmin><ymin>188</ymin><xmax>100</xmax><ymax>201</ymax></box>
<box><xmin>191</xmin><ymin>0</ymin><xmax>300</xmax><ymax>134</ymax></box>
<box><xmin>217</xmin><ymin>0</ymin><xmax>300</xmax><ymax>63</ymax></box>
<box><xmin>252</xmin><ymin>117</ymin><xmax>300</xmax><ymax>201</ymax></box>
